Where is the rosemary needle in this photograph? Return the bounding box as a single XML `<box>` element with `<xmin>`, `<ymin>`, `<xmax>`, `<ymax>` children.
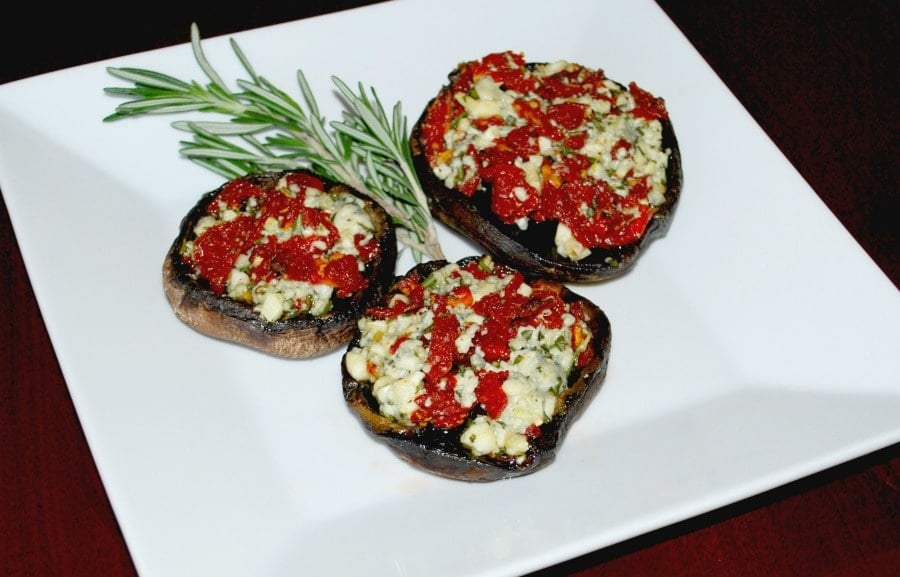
<box><xmin>103</xmin><ymin>22</ymin><xmax>444</xmax><ymax>262</ymax></box>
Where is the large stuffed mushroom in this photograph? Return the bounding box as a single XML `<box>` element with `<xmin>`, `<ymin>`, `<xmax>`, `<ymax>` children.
<box><xmin>342</xmin><ymin>255</ymin><xmax>611</xmax><ymax>482</ymax></box>
<box><xmin>410</xmin><ymin>51</ymin><xmax>683</xmax><ymax>283</ymax></box>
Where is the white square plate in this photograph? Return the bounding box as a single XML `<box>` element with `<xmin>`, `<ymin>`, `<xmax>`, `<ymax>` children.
<box><xmin>1</xmin><ymin>1</ymin><xmax>898</xmax><ymax>576</ymax></box>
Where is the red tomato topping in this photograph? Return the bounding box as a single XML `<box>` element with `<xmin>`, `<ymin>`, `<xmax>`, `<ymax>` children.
<box><xmin>353</xmin><ymin>233</ymin><xmax>379</xmax><ymax>263</ymax></box>
<box><xmin>366</xmin><ymin>275</ymin><xmax>425</xmax><ymax>319</ymax></box>
<box><xmin>253</xmin><ymin>234</ymin><xmax>317</xmax><ymax>284</ymax></box>
<box><xmin>323</xmin><ymin>254</ymin><xmax>367</xmax><ymax>298</ymax></box>
<box><xmin>389</xmin><ymin>334</ymin><xmax>409</xmax><ymax>355</ymax></box>
<box><xmin>535</xmin><ymin>66</ymin><xmax>607</xmax><ymax>100</ymax></box>
<box><xmin>283</xmin><ymin>171</ymin><xmax>324</xmax><ymax>192</ymax></box>
<box><xmin>497</xmin><ymin>125</ymin><xmax>538</xmax><ymax>157</ymax></box>
<box><xmin>475</xmin><ymin>369</ymin><xmax>509</xmax><ymax>419</ymax></box>
<box><xmin>489</xmin><ymin>170</ymin><xmax>540</xmax><ymax>225</ymax></box>
<box><xmin>208</xmin><ymin>178</ymin><xmax>265</xmax><ymax>211</ymax></box>
<box><xmin>562</xmin><ymin>132</ymin><xmax>587</xmax><ymax>151</ymax></box>
<box><xmin>190</xmin><ymin>215</ymin><xmax>259</xmax><ymax>294</ymax></box>
<box><xmin>472</xmin><ymin>116</ymin><xmax>504</xmax><ymax>131</ymax></box>
<box><xmin>546</xmin><ymin>102</ymin><xmax>589</xmax><ymax>131</ymax></box>
<box><xmin>413</xmin><ymin>374</ymin><xmax>468</xmax><ymax>429</ymax></box>
<box><xmin>460</xmin><ymin>259</ymin><xmax>493</xmax><ymax>280</ymax></box>
<box><xmin>426</xmin><ymin>309</ymin><xmax>460</xmax><ymax>382</ymax></box>
<box><xmin>611</xmin><ymin>138</ymin><xmax>633</xmax><ymax>157</ymax></box>
<box><xmin>422</xmin><ymin>92</ymin><xmax>457</xmax><ymax>165</ymax></box>
<box><xmin>471</xmin><ymin>51</ymin><xmax>536</xmax><ymax>93</ymax></box>
<box><xmin>629</xmin><ymin>81</ymin><xmax>669</xmax><ymax>120</ymax></box>
<box><xmin>568</xmin><ymin>302</ymin><xmax>595</xmax><ymax>368</ymax></box>
<box><xmin>445</xmin><ymin>284</ymin><xmax>474</xmax><ymax>308</ymax></box>
<box><xmin>474</xmin><ymin>317</ymin><xmax>515</xmax><ymax>362</ymax></box>
<box><xmin>536</xmin><ymin>178</ymin><xmax>653</xmax><ymax>249</ymax></box>
<box><xmin>516</xmin><ymin>286</ymin><xmax>567</xmax><ymax>330</ymax></box>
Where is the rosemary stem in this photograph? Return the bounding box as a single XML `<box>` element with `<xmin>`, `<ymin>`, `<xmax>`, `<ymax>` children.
<box><xmin>103</xmin><ymin>22</ymin><xmax>445</xmax><ymax>262</ymax></box>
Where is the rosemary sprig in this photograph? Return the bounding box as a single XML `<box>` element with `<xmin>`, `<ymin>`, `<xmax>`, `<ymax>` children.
<box><xmin>103</xmin><ymin>22</ymin><xmax>444</xmax><ymax>261</ymax></box>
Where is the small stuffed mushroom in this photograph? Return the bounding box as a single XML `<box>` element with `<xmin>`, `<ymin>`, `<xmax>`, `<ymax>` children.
<box><xmin>163</xmin><ymin>169</ymin><xmax>397</xmax><ymax>359</ymax></box>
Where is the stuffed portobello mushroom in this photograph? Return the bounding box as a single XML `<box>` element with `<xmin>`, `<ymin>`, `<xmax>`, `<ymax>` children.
<box><xmin>410</xmin><ymin>51</ymin><xmax>682</xmax><ymax>283</ymax></box>
<box><xmin>163</xmin><ymin>169</ymin><xmax>397</xmax><ymax>359</ymax></box>
<box><xmin>341</xmin><ymin>255</ymin><xmax>611</xmax><ymax>482</ymax></box>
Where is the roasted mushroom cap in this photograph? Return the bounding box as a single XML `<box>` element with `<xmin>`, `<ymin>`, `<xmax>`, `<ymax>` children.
<box><xmin>162</xmin><ymin>170</ymin><xmax>397</xmax><ymax>359</ymax></box>
<box><xmin>342</xmin><ymin>257</ymin><xmax>612</xmax><ymax>482</ymax></box>
<box><xmin>410</xmin><ymin>65</ymin><xmax>683</xmax><ymax>284</ymax></box>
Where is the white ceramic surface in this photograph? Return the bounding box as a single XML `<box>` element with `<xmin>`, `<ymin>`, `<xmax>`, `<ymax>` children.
<box><xmin>1</xmin><ymin>1</ymin><xmax>898</xmax><ymax>576</ymax></box>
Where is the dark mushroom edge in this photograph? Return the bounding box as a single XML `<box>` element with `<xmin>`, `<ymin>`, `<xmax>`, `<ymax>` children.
<box><xmin>410</xmin><ymin>65</ymin><xmax>683</xmax><ymax>284</ymax></box>
<box><xmin>162</xmin><ymin>169</ymin><xmax>397</xmax><ymax>359</ymax></box>
<box><xmin>341</xmin><ymin>256</ymin><xmax>612</xmax><ymax>482</ymax></box>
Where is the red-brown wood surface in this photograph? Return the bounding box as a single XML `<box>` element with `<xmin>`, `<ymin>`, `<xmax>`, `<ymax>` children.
<box><xmin>1</xmin><ymin>2</ymin><xmax>897</xmax><ymax>576</ymax></box>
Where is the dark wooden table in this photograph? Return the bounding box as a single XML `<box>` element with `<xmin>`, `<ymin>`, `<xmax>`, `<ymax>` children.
<box><xmin>2</xmin><ymin>2</ymin><xmax>897</xmax><ymax>576</ymax></box>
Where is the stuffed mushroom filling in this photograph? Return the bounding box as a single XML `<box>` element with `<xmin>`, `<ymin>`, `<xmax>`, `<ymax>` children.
<box><xmin>344</xmin><ymin>256</ymin><xmax>595</xmax><ymax>462</ymax></box>
<box><xmin>419</xmin><ymin>50</ymin><xmax>673</xmax><ymax>261</ymax></box>
<box><xmin>179</xmin><ymin>172</ymin><xmax>381</xmax><ymax>322</ymax></box>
